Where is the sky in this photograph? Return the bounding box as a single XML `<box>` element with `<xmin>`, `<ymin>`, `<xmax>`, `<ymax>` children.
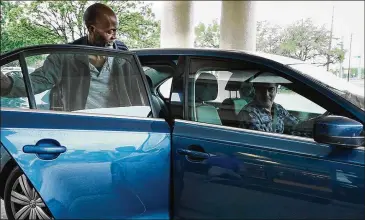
<box><xmin>148</xmin><ymin>1</ymin><xmax>364</xmax><ymax>68</ymax></box>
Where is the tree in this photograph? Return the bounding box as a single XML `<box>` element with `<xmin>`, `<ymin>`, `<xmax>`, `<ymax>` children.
<box><xmin>277</xmin><ymin>18</ymin><xmax>345</xmax><ymax>66</ymax></box>
<box><xmin>1</xmin><ymin>0</ymin><xmax>160</xmax><ymax>53</ymax></box>
<box><xmin>194</xmin><ymin>18</ymin><xmax>346</xmax><ymax>67</ymax></box>
<box><xmin>256</xmin><ymin>21</ymin><xmax>282</xmax><ymax>54</ymax></box>
<box><xmin>1</xmin><ymin>2</ymin><xmax>65</xmax><ymax>54</ymax></box>
<box><xmin>194</xmin><ymin>19</ymin><xmax>220</xmax><ymax>48</ymax></box>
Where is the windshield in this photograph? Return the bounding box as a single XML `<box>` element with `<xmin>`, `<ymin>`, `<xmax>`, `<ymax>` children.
<box><xmin>289</xmin><ymin>63</ymin><xmax>364</xmax><ymax>110</ymax></box>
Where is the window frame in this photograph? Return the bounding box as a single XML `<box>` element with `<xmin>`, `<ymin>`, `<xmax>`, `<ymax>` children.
<box><xmin>1</xmin><ymin>45</ymin><xmax>157</xmax><ymax>118</ymax></box>
<box><xmin>0</xmin><ymin>55</ymin><xmax>34</xmax><ymax>109</ymax></box>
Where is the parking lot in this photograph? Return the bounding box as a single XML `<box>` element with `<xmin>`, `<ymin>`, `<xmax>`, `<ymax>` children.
<box><xmin>1</xmin><ymin>200</ymin><xmax>6</xmax><ymax>219</ymax></box>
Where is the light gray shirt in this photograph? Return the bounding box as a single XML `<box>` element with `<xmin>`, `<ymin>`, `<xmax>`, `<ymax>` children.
<box><xmin>85</xmin><ymin>57</ymin><xmax>115</xmax><ymax>109</ymax></box>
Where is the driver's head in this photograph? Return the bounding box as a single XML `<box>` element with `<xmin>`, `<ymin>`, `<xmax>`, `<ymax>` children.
<box><xmin>84</xmin><ymin>3</ymin><xmax>118</xmax><ymax>47</ymax></box>
<box><xmin>253</xmin><ymin>83</ymin><xmax>278</xmax><ymax>109</ymax></box>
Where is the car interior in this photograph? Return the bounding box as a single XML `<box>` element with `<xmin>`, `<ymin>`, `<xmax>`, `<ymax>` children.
<box><xmin>143</xmin><ymin>62</ymin><xmax>334</xmax><ymax>138</ymax></box>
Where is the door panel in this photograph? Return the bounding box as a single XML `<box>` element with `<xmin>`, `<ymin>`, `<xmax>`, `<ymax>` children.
<box><xmin>173</xmin><ymin>120</ymin><xmax>364</xmax><ymax>219</ymax></box>
<box><xmin>1</xmin><ymin>109</ymin><xmax>171</xmax><ymax>219</ymax></box>
<box><xmin>1</xmin><ymin>45</ymin><xmax>171</xmax><ymax>219</ymax></box>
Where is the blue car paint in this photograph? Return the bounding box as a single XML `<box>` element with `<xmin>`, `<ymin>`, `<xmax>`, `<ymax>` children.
<box><xmin>316</xmin><ymin>115</ymin><xmax>364</xmax><ymax>136</ymax></box>
<box><xmin>172</xmin><ymin>120</ymin><xmax>364</xmax><ymax>219</ymax></box>
<box><xmin>1</xmin><ymin>47</ymin><xmax>364</xmax><ymax>219</ymax></box>
<box><xmin>1</xmin><ymin>109</ymin><xmax>171</xmax><ymax>219</ymax></box>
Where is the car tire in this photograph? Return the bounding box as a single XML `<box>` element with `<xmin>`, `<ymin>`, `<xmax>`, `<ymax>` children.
<box><xmin>4</xmin><ymin>166</ymin><xmax>52</xmax><ymax>220</ymax></box>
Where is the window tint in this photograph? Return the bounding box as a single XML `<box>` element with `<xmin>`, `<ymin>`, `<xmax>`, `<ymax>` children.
<box><xmin>187</xmin><ymin>59</ymin><xmax>351</xmax><ymax>139</ymax></box>
<box><xmin>1</xmin><ymin>60</ymin><xmax>29</xmax><ymax>109</ymax></box>
<box><xmin>2</xmin><ymin>50</ymin><xmax>151</xmax><ymax>118</ymax></box>
<box><xmin>188</xmin><ymin>68</ymin><xmax>258</xmax><ymax>127</ymax></box>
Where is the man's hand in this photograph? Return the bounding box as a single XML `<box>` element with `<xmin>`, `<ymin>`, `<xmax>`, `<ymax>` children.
<box><xmin>89</xmin><ymin>55</ymin><xmax>106</xmax><ymax>68</ymax></box>
<box><xmin>1</xmin><ymin>71</ymin><xmax>12</xmax><ymax>95</ymax></box>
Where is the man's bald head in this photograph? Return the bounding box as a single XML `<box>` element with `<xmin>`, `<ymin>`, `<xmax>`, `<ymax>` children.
<box><xmin>83</xmin><ymin>3</ymin><xmax>118</xmax><ymax>47</ymax></box>
<box><xmin>83</xmin><ymin>3</ymin><xmax>117</xmax><ymax>28</ymax></box>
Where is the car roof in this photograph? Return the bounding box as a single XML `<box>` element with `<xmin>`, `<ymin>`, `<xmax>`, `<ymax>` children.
<box><xmin>131</xmin><ymin>48</ymin><xmax>306</xmax><ymax>65</ymax></box>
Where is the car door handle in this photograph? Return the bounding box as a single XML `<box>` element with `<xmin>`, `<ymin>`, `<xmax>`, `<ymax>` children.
<box><xmin>23</xmin><ymin>145</ymin><xmax>67</xmax><ymax>154</ymax></box>
<box><xmin>177</xmin><ymin>149</ymin><xmax>209</xmax><ymax>159</ymax></box>
<box><xmin>23</xmin><ymin>139</ymin><xmax>66</xmax><ymax>160</ymax></box>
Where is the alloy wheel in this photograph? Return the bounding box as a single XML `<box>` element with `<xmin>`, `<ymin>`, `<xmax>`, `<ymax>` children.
<box><xmin>9</xmin><ymin>174</ymin><xmax>52</xmax><ymax>220</ymax></box>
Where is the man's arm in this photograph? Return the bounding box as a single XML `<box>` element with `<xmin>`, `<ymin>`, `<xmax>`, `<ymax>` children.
<box><xmin>0</xmin><ymin>71</ymin><xmax>13</xmax><ymax>96</ymax></box>
<box><xmin>1</xmin><ymin>54</ymin><xmax>63</xmax><ymax>98</ymax></box>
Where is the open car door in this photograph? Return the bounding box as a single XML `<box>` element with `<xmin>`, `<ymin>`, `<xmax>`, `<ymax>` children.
<box><xmin>0</xmin><ymin>45</ymin><xmax>171</xmax><ymax>219</ymax></box>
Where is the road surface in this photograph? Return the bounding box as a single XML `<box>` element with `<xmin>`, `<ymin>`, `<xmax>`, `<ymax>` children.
<box><xmin>1</xmin><ymin>199</ymin><xmax>6</xmax><ymax>219</ymax></box>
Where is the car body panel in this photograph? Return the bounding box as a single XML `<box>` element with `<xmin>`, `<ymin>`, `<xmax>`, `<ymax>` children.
<box><xmin>1</xmin><ymin>109</ymin><xmax>171</xmax><ymax>219</ymax></box>
<box><xmin>172</xmin><ymin>120</ymin><xmax>364</xmax><ymax>219</ymax></box>
<box><xmin>0</xmin><ymin>45</ymin><xmax>171</xmax><ymax>219</ymax></box>
<box><xmin>1</xmin><ymin>46</ymin><xmax>364</xmax><ymax>219</ymax></box>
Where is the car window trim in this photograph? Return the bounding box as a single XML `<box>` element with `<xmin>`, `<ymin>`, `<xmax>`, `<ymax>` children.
<box><xmin>183</xmin><ymin>57</ymin><xmax>192</xmax><ymax>120</ymax></box>
<box><xmin>134</xmin><ymin>54</ymin><xmax>158</xmax><ymax>118</ymax></box>
<box><xmin>19</xmin><ymin>53</ymin><xmax>36</xmax><ymax>109</ymax></box>
<box><xmin>0</xmin><ymin>54</ymin><xmax>33</xmax><ymax>109</ymax></box>
<box><xmin>0</xmin><ymin>107</ymin><xmax>166</xmax><ymax>122</ymax></box>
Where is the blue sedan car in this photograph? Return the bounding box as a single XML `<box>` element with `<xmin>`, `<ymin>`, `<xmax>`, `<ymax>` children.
<box><xmin>0</xmin><ymin>45</ymin><xmax>364</xmax><ymax>220</ymax></box>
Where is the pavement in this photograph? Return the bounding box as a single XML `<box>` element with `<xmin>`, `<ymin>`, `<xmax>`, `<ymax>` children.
<box><xmin>1</xmin><ymin>199</ymin><xmax>6</xmax><ymax>219</ymax></box>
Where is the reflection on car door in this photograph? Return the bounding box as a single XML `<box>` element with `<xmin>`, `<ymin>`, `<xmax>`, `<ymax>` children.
<box><xmin>173</xmin><ymin>122</ymin><xmax>364</xmax><ymax>219</ymax></box>
<box><xmin>0</xmin><ymin>46</ymin><xmax>171</xmax><ymax>219</ymax></box>
<box><xmin>172</xmin><ymin>56</ymin><xmax>365</xmax><ymax>219</ymax></box>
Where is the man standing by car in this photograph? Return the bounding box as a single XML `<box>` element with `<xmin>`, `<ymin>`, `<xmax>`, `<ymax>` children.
<box><xmin>0</xmin><ymin>3</ymin><xmax>145</xmax><ymax>111</ymax></box>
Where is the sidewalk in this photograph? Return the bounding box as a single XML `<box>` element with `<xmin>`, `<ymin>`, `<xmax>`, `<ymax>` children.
<box><xmin>1</xmin><ymin>199</ymin><xmax>6</xmax><ymax>219</ymax></box>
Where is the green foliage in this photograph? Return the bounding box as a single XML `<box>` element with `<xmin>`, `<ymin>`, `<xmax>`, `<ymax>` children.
<box><xmin>194</xmin><ymin>19</ymin><xmax>220</xmax><ymax>48</ymax></box>
<box><xmin>257</xmin><ymin>19</ymin><xmax>346</xmax><ymax>66</ymax></box>
<box><xmin>256</xmin><ymin>21</ymin><xmax>282</xmax><ymax>54</ymax></box>
<box><xmin>194</xmin><ymin>18</ymin><xmax>346</xmax><ymax>67</ymax></box>
<box><xmin>1</xmin><ymin>0</ymin><xmax>160</xmax><ymax>53</ymax></box>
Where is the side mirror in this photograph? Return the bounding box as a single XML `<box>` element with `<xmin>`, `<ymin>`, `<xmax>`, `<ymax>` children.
<box><xmin>314</xmin><ymin>116</ymin><xmax>364</xmax><ymax>147</ymax></box>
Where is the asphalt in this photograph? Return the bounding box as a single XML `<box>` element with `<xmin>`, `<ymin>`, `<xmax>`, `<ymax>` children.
<box><xmin>1</xmin><ymin>199</ymin><xmax>6</xmax><ymax>219</ymax></box>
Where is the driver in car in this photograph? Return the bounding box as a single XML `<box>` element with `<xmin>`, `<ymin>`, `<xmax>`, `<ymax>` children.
<box><xmin>238</xmin><ymin>72</ymin><xmax>299</xmax><ymax>134</ymax></box>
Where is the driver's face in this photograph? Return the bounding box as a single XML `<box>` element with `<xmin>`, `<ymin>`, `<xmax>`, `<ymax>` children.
<box><xmin>253</xmin><ymin>83</ymin><xmax>277</xmax><ymax>109</ymax></box>
<box><xmin>89</xmin><ymin>14</ymin><xmax>118</xmax><ymax>47</ymax></box>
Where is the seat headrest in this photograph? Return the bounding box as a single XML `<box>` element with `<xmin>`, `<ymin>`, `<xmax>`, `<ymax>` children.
<box><xmin>195</xmin><ymin>72</ymin><xmax>218</xmax><ymax>102</ymax></box>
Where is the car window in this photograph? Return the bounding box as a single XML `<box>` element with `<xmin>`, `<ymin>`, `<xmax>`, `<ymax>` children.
<box><xmin>187</xmin><ymin>58</ymin><xmax>355</xmax><ymax>139</ymax></box>
<box><xmin>0</xmin><ymin>60</ymin><xmax>30</xmax><ymax>109</ymax></box>
<box><xmin>1</xmin><ymin>49</ymin><xmax>152</xmax><ymax>118</ymax></box>
<box><xmin>143</xmin><ymin>65</ymin><xmax>174</xmax><ymax>99</ymax></box>
<box><xmin>159</xmin><ymin>77</ymin><xmax>172</xmax><ymax>99</ymax></box>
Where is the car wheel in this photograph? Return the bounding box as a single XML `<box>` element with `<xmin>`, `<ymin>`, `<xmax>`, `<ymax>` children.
<box><xmin>4</xmin><ymin>166</ymin><xmax>53</xmax><ymax>220</ymax></box>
